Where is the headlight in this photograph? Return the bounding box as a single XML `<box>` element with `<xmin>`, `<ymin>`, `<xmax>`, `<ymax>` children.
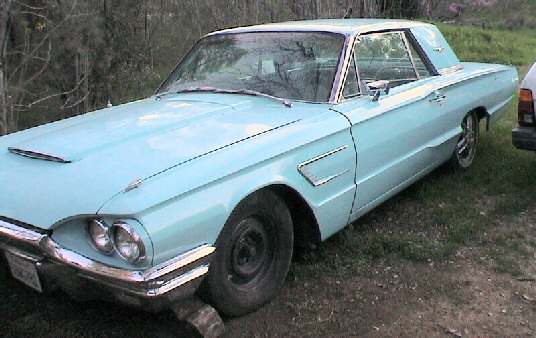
<box><xmin>86</xmin><ymin>220</ymin><xmax>114</xmax><ymax>254</ymax></box>
<box><xmin>113</xmin><ymin>221</ymin><xmax>146</xmax><ymax>263</ymax></box>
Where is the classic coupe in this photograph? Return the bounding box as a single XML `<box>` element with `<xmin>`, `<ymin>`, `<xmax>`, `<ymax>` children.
<box><xmin>0</xmin><ymin>19</ymin><xmax>518</xmax><ymax>318</ymax></box>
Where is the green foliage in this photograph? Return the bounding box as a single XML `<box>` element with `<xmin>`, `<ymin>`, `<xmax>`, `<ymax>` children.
<box><xmin>439</xmin><ymin>24</ymin><xmax>536</xmax><ymax>66</ymax></box>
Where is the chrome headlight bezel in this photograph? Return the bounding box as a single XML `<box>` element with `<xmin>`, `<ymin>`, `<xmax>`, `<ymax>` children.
<box><xmin>112</xmin><ymin>221</ymin><xmax>146</xmax><ymax>263</ymax></box>
<box><xmin>85</xmin><ymin>219</ymin><xmax>147</xmax><ymax>264</ymax></box>
<box><xmin>86</xmin><ymin>219</ymin><xmax>114</xmax><ymax>255</ymax></box>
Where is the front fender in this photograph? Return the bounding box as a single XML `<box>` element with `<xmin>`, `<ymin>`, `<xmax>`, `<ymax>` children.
<box><xmin>98</xmin><ymin>111</ymin><xmax>357</xmax><ymax>266</ymax></box>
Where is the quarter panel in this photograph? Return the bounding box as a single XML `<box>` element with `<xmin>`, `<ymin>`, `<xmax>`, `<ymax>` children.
<box><xmin>437</xmin><ymin>63</ymin><xmax>518</xmax><ymax>133</ymax></box>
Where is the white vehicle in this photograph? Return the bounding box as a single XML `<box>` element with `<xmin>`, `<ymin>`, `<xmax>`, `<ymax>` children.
<box><xmin>512</xmin><ymin>61</ymin><xmax>536</xmax><ymax>150</ymax></box>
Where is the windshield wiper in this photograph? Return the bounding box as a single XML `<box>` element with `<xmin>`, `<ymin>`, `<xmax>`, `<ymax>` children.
<box><xmin>155</xmin><ymin>86</ymin><xmax>293</xmax><ymax>108</ymax></box>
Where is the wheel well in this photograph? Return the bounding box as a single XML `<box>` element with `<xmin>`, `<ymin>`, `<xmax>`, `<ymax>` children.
<box><xmin>473</xmin><ymin>106</ymin><xmax>489</xmax><ymax>129</ymax></box>
<box><xmin>267</xmin><ymin>185</ymin><xmax>321</xmax><ymax>252</ymax></box>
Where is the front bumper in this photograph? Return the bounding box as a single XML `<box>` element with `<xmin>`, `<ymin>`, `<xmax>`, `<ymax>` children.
<box><xmin>0</xmin><ymin>218</ymin><xmax>214</xmax><ymax>312</ymax></box>
<box><xmin>512</xmin><ymin>125</ymin><xmax>536</xmax><ymax>151</ymax></box>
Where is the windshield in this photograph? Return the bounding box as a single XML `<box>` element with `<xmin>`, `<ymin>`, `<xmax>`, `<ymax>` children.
<box><xmin>157</xmin><ymin>32</ymin><xmax>345</xmax><ymax>103</ymax></box>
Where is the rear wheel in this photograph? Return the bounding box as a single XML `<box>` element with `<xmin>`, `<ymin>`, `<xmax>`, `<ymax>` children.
<box><xmin>451</xmin><ymin>110</ymin><xmax>479</xmax><ymax>169</ymax></box>
<box><xmin>200</xmin><ymin>190</ymin><xmax>293</xmax><ymax>317</ymax></box>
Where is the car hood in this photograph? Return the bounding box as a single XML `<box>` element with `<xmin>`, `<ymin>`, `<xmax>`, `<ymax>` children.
<box><xmin>0</xmin><ymin>93</ymin><xmax>311</xmax><ymax>229</ymax></box>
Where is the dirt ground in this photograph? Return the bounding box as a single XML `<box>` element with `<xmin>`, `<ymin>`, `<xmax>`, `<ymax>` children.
<box><xmin>1</xmin><ymin>208</ymin><xmax>534</xmax><ymax>337</ymax></box>
<box><xmin>223</xmin><ymin>210</ymin><xmax>536</xmax><ymax>337</ymax></box>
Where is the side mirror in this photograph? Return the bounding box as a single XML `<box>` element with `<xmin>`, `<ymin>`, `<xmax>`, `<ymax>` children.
<box><xmin>367</xmin><ymin>80</ymin><xmax>390</xmax><ymax>102</ymax></box>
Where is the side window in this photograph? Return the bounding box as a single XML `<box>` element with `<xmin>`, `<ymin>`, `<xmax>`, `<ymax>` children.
<box><xmin>342</xmin><ymin>53</ymin><xmax>360</xmax><ymax>99</ymax></box>
<box><xmin>354</xmin><ymin>31</ymin><xmax>431</xmax><ymax>87</ymax></box>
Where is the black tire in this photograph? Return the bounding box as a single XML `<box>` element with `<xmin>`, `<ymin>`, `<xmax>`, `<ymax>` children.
<box><xmin>200</xmin><ymin>190</ymin><xmax>293</xmax><ymax>317</ymax></box>
<box><xmin>450</xmin><ymin>110</ymin><xmax>479</xmax><ymax>169</ymax></box>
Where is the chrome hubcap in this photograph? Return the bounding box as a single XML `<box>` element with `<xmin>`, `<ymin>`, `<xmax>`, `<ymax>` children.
<box><xmin>456</xmin><ymin>114</ymin><xmax>477</xmax><ymax>166</ymax></box>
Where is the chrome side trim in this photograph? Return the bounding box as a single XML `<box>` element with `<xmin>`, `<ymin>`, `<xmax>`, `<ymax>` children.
<box><xmin>439</xmin><ymin>64</ymin><xmax>464</xmax><ymax>75</ymax></box>
<box><xmin>0</xmin><ymin>219</ymin><xmax>215</xmax><ymax>295</ymax></box>
<box><xmin>300</xmin><ymin>168</ymin><xmax>350</xmax><ymax>187</ymax></box>
<box><xmin>299</xmin><ymin>145</ymin><xmax>349</xmax><ymax>168</ymax></box>
<box><xmin>298</xmin><ymin>145</ymin><xmax>350</xmax><ymax>187</ymax></box>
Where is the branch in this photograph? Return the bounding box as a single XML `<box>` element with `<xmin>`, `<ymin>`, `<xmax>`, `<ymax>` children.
<box><xmin>16</xmin><ymin>10</ymin><xmax>53</xmax><ymax>24</ymax></box>
<box><xmin>7</xmin><ymin>0</ymin><xmax>79</xmax><ymax>81</ymax></box>
<box><xmin>26</xmin><ymin>73</ymin><xmax>87</xmax><ymax>108</ymax></box>
<box><xmin>61</xmin><ymin>88</ymin><xmax>91</xmax><ymax>110</ymax></box>
<box><xmin>12</xmin><ymin>0</ymin><xmax>48</xmax><ymax>12</ymax></box>
<box><xmin>14</xmin><ymin>37</ymin><xmax>51</xmax><ymax>89</ymax></box>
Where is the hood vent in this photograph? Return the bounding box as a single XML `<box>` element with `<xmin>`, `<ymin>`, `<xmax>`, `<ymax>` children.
<box><xmin>8</xmin><ymin>147</ymin><xmax>71</xmax><ymax>163</ymax></box>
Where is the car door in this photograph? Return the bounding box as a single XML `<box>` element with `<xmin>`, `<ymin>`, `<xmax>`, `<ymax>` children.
<box><xmin>332</xmin><ymin>30</ymin><xmax>451</xmax><ymax>217</ymax></box>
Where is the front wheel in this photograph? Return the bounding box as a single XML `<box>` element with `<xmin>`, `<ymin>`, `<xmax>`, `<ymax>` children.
<box><xmin>199</xmin><ymin>190</ymin><xmax>293</xmax><ymax>317</ymax></box>
<box><xmin>450</xmin><ymin>110</ymin><xmax>479</xmax><ymax>169</ymax></box>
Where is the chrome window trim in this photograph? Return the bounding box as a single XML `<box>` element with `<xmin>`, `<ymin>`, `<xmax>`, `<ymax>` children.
<box><xmin>339</xmin><ymin>49</ymin><xmax>363</xmax><ymax>101</ymax></box>
<box><xmin>159</xmin><ymin>29</ymin><xmax>347</xmax><ymax>105</ymax></box>
<box><xmin>332</xmin><ymin>34</ymin><xmax>357</xmax><ymax>103</ymax></box>
<box><xmin>345</xmin><ymin>28</ymin><xmax>439</xmax><ymax>98</ymax></box>
<box><xmin>400</xmin><ymin>31</ymin><xmax>421</xmax><ymax>80</ymax></box>
<box><xmin>405</xmin><ymin>28</ymin><xmax>440</xmax><ymax>76</ymax></box>
<box><xmin>354</xmin><ymin>31</ymin><xmax>419</xmax><ymax>88</ymax></box>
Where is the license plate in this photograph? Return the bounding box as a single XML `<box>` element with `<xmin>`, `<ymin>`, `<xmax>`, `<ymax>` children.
<box><xmin>5</xmin><ymin>251</ymin><xmax>43</xmax><ymax>292</ymax></box>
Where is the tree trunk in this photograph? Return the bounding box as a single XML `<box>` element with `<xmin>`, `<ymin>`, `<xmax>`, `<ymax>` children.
<box><xmin>0</xmin><ymin>0</ymin><xmax>12</xmax><ymax>135</ymax></box>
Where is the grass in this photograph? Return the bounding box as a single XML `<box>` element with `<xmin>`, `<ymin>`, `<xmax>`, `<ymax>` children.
<box><xmin>290</xmin><ymin>25</ymin><xmax>536</xmax><ymax>280</ymax></box>
<box><xmin>292</xmin><ymin>100</ymin><xmax>534</xmax><ymax>279</ymax></box>
<box><xmin>439</xmin><ymin>24</ymin><xmax>536</xmax><ymax>66</ymax></box>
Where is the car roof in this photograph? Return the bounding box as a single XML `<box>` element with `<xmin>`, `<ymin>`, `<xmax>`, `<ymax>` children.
<box><xmin>208</xmin><ymin>19</ymin><xmax>432</xmax><ymax>37</ymax></box>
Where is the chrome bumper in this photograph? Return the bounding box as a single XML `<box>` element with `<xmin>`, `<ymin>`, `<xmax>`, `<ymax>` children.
<box><xmin>0</xmin><ymin>218</ymin><xmax>214</xmax><ymax>311</ymax></box>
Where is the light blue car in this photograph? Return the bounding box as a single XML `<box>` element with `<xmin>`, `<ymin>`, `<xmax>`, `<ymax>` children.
<box><xmin>0</xmin><ymin>19</ymin><xmax>518</xmax><ymax>317</ymax></box>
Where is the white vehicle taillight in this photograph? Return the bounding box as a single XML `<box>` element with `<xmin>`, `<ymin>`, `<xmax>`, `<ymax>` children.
<box><xmin>518</xmin><ymin>88</ymin><xmax>535</xmax><ymax>126</ymax></box>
